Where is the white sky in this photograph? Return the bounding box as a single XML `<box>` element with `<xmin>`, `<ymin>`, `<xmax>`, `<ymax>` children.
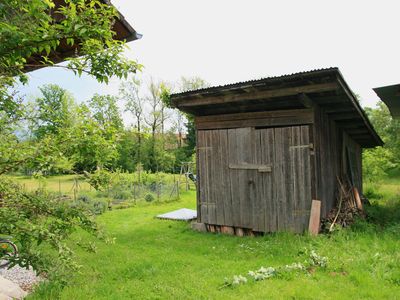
<box><xmin>21</xmin><ymin>0</ymin><xmax>400</xmax><ymax>119</ymax></box>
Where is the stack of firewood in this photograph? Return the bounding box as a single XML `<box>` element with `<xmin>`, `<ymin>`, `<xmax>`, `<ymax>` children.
<box><xmin>321</xmin><ymin>177</ymin><xmax>366</xmax><ymax>232</ymax></box>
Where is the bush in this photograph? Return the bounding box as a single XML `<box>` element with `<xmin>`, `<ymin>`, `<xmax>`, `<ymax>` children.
<box><xmin>144</xmin><ymin>193</ymin><xmax>155</xmax><ymax>202</ymax></box>
<box><xmin>112</xmin><ymin>187</ymin><xmax>133</xmax><ymax>200</ymax></box>
<box><xmin>363</xmin><ymin>185</ymin><xmax>384</xmax><ymax>200</ymax></box>
<box><xmin>0</xmin><ymin>177</ymin><xmax>109</xmax><ymax>275</ymax></box>
<box><xmin>73</xmin><ymin>195</ymin><xmax>107</xmax><ymax>215</ymax></box>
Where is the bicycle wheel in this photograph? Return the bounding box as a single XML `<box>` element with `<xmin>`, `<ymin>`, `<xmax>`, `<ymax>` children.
<box><xmin>0</xmin><ymin>240</ymin><xmax>17</xmax><ymax>268</ymax></box>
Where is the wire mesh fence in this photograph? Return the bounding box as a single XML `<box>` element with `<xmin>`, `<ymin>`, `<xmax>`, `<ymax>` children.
<box><xmin>19</xmin><ymin>174</ymin><xmax>184</xmax><ymax>207</ymax></box>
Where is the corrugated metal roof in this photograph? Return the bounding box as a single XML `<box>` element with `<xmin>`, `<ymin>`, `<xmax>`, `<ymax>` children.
<box><xmin>170</xmin><ymin>67</ymin><xmax>383</xmax><ymax>148</ymax></box>
<box><xmin>172</xmin><ymin>67</ymin><xmax>339</xmax><ymax>97</ymax></box>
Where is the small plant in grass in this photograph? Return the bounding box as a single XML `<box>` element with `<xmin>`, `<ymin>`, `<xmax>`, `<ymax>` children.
<box><xmin>248</xmin><ymin>266</ymin><xmax>276</xmax><ymax>281</ymax></box>
<box><xmin>219</xmin><ymin>250</ymin><xmax>328</xmax><ymax>289</ymax></box>
<box><xmin>308</xmin><ymin>250</ymin><xmax>328</xmax><ymax>268</ymax></box>
<box><xmin>220</xmin><ymin>275</ymin><xmax>247</xmax><ymax>289</ymax></box>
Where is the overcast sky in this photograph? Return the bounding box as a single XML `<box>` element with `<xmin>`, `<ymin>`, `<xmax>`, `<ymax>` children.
<box><xmin>20</xmin><ymin>0</ymin><xmax>400</xmax><ymax>112</ymax></box>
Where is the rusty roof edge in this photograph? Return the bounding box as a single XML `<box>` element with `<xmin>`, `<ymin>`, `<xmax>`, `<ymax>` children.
<box><xmin>334</xmin><ymin>69</ymin><xmax>383</xmax><ymax>147</ymax></box>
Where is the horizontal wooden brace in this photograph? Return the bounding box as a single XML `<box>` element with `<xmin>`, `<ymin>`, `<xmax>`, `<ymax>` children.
<box><xmin>289</xmin><ymin>143</ymin><xmax>314</xmax><ymax>150</ymax></box>
<box><xmin>229</xmin><ymin>163</ymin><xmax>272</xmax><ymax>172</ymax></box>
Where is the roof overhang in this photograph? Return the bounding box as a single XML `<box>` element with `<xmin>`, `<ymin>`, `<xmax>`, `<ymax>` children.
<box><xmin>170</xmin><ymin>68</ymin><xmax>383</xmax><ymax>148</ymax></box>
<box><xmin>373</xmin><ymin>84</ymin><xmax>400</xmax><ymax>118</ymax></box>
<box><xmin>24</xmin><ymin>0</ymin><xmax>141</xmax><ymax>73</ymax></box>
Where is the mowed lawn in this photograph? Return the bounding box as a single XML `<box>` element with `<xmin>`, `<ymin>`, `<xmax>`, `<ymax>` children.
<box><xmin>8</xmin><ymin>174</ymin><xmax>92</xmax><ymax>195</ymax></box>
<box><xmin>24</xmin><ymin>176</ymin><xmax>400</xmax><ymax>299</ymax></box>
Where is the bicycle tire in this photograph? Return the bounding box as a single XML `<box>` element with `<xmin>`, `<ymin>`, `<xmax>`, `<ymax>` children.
<box><xmin>0</xmin><ymin>240</ymin><xmax>18</xmax><ymax>268</ymax></box>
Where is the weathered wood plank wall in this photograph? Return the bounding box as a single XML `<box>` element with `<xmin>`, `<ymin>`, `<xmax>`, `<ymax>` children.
<box><xmin>197</xmin><ymin>122</ymin><xmax>312</xmax><ymax>233</ymax></box>
<box><xmin>313</xmin><ymin>104</ymin><xmax>340</xmax><ymax>217</ymax></box>
<box><xmin>313</xmin><ymin>104</ymin><xmax>363</xmax><ymax>217</ymax></box>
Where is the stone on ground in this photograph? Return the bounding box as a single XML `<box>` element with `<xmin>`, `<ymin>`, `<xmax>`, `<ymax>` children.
<box><xmin>0</xmin><ymin>275</ymin><xmax>27</xmax><ymax>300</ymax></box>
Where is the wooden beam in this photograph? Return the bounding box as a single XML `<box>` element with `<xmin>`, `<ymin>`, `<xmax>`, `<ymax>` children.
<box><xmin>298</xmin><ymin>93</ymin><xmax>315</xmax><ymax>108</ymax></box>
<box><xmin>324</xmin><ymin>105</ymin><xmax>355</xmax><ymax>114</ymax></box>
<box><xmin>345</xmin><ymin>128</ymin><xmax>369</xmax><ymax>135</ymax></box>
<box><xmin>329</xmin><ymin>112</ymin><xmax>360</xmax><ymax>121</ymax></box>
<box><xmin>229</xmin><ymin>163</ymin><xmax>272</xmax><ymax>172</ymax></box>
<box><xmin>176</xmin><ymin>82</ymin><xmax>340</xmax><ymax>108</ymax></box>
<box><xmin>195</xmin><ymin>109</ymin><xmax>314</xmax><ymax>130</ymax></box>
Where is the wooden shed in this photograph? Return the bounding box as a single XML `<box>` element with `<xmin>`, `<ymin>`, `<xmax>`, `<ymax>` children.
<box><xmin>170</xmin><ymin>68</ymin><xmax>383</xmax><ymax>234</ymax></box>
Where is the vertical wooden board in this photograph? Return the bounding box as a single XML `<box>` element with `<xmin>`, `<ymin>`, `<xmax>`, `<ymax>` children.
<box><xmin>300</xmin><ymin>125</ymin><xmax>312</xmax><ymax>231</ymax></box>
<box><xmin>283</xmin><ymin>127</ymin><xmax>294</xmax><ymax>231</ymax></box>
<box><xmin>290</xmin><ymin>126</ymin><xmax>300</xmax><ymax>231</ymax></box>
<box><xmin>273</xmin><ymin>127</ymin><xmax>284</xmax><ymax>231</ymax></box>
<box><xmin>220</xmin><ymin>129</ymin><xmax>234</xmax><ymax>226</ymax></box>
<box><xmin>265</xmin><ymin>128</ymin><xmax>276</xmax><ymax>232</ymax></box>
<box><xmin>197</xmin><ymin>130</ymin><xmax>208</xmax><ymax>224</ymax></box>
<box><xmin>205</xmin><ymin>130</ymin><xmax>216</xmax><ymax>224</ymax></box>
<box><xmin>213</xmin><ymin>130</ymin><xmax>226</xmax><ymax>226</ymax></box>
<box><xmin>253</xmin><ymin>130</ymin><xmax>264</xmax><ymax>232</ymax></box>
<box><xmin>227</xmin><ymin>128</ymin><xmax>241</xmax><ymax>227</ymax></box>
<box><xmin>227</xmin><ymin>127</ymin><xmax>254</xmax><ymax>228</ymax></box>
<box><xmin>313</xmin><ymin>107</ymin><xmax>322</xmax><ymax>208</ymax></box>
<box><xmin>259</xmin><ymin>129</ymin><xmax>270</xmax><ymax>232</ymax></box>
<box><xmin>238</xmin><ymin>127</ymin><xmax>254</xmax><ymax>229</ymax></box>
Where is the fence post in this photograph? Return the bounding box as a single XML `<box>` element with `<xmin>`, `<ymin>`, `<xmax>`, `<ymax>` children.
<box><xmin>176</xmin><ymin>181</ymin><xmax>180</xmax><ymax>199</ymax></box>
<box><xmin>133</xmin><ymin>184</ymin><xmax>136</xmax><ymax>204</ymax></box>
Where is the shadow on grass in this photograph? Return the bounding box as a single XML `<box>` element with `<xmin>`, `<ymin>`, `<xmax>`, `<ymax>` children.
<box><xmin>350</xmin><ymin>197</ymin><xmax>400</xmax><ymax>235</ymax></box>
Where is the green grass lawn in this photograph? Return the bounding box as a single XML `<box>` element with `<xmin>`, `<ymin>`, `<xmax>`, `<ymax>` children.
<box><xmin>18</xmin><ymin>174</ymin><xmax>400</xmax><ymax>299</ymax></box>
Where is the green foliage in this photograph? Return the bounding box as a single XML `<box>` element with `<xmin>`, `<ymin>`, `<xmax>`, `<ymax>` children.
<box><xmin>84</xmin><ymin>169</ymin><xmax>112</xmax><ymax>191</ymax></box>
<box><xmin>362</xmin><ymin>147</ymin><xmax>396</xmax><ymax>182</ymax></box>
<box><xmin>363</xmin><ymin>184</ymin><xmax>384</xmax><ymax>200</ymax></box>
<box><xmin>88</xmin><ymin>94</ymin><xmax>123</xmax><ymax>132</ymax></box>
<box><xmin>144</xmin><ymin>193</ymin><xmax>155</xmax><ymax>202</ymax></box>
<box><xmin>363</xmin><ymin>103</ymin><xmax>400</xmax><ymax>181</ymax></box>
<box><xmin>65</xmin><ymin>104</ymin><xmax>119</xmax><ymax>171</ymax></box>
<box><xmin>178</xmin><ymin>77</ymin><xmax>210</xmax><ymax>155</ymax></box>
<box><xmin>73</xmin><ymin>195</ymin><xmax>108</xmax><ymax>215</ymax></box>
<box><xmin>33</xmin><ymin>84</ymin><xmax>75</xmax><ymax>138</ymax></box>
<box><xmin>0</xmin><ymin>177</ymin><xmax>108</xmax><ymax>275</ymax></box>
<box><xmin>0</xmin><ymin>0</ymin><xmax>139</xmax><ymax>176</ymax></box>
<box><xmin>0</xmin><ymin>0</ymin><xmax>140</xmax><ymax>90</ymax></box>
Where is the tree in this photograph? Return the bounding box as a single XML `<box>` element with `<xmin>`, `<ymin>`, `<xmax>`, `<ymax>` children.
<box><xmin>33</xmin><ymin>84</ymin><xmax>75</xmax><ymax>138</ymax></box>
<box><xmin>0</xmin><ymin>0</ymin><xmax>139</xmax><ymax>175</ymax></box>
<box><xmin>120</xmin><ymin>77</ymin><xmax>144</xmax><ymax>164</ymax></box>
<box><xmin>65</xmin><ymin>104</ymin><xmax>119</xmax><ymax>172</ymax></box>
<box><xmin>363</xmin><ymin>102</ymin><xmax>400</xmax><ymax>181</ymax></box>
<box><xmin>178</xmin><ymin>76</ymin><xmax>210</xmax><ymax>153</ymax></box>
<box><xmin>88</xmin><ymin>94</ymin><xmax>123</xmax><ymax>132</ymax></box>
<box><xmin>0</xmin><ymin>0</ymin><xmax>139</xmax><ymax>96</ymax></box>
<box><xmin>0</xmin><ymin>0</ymin><xmax>140</xmax><ymax>276</ymax></box>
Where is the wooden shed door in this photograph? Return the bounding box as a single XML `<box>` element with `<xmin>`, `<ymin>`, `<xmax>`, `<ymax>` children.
<box><xmin>253</xmin><ymin>126</ymin><xmax>312</xmax><ymax>233</ymax></box>
<box><xmin>197</xmin><ymin>125</ymin><xmax>312</xmax><ymax>233</ymax></box>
